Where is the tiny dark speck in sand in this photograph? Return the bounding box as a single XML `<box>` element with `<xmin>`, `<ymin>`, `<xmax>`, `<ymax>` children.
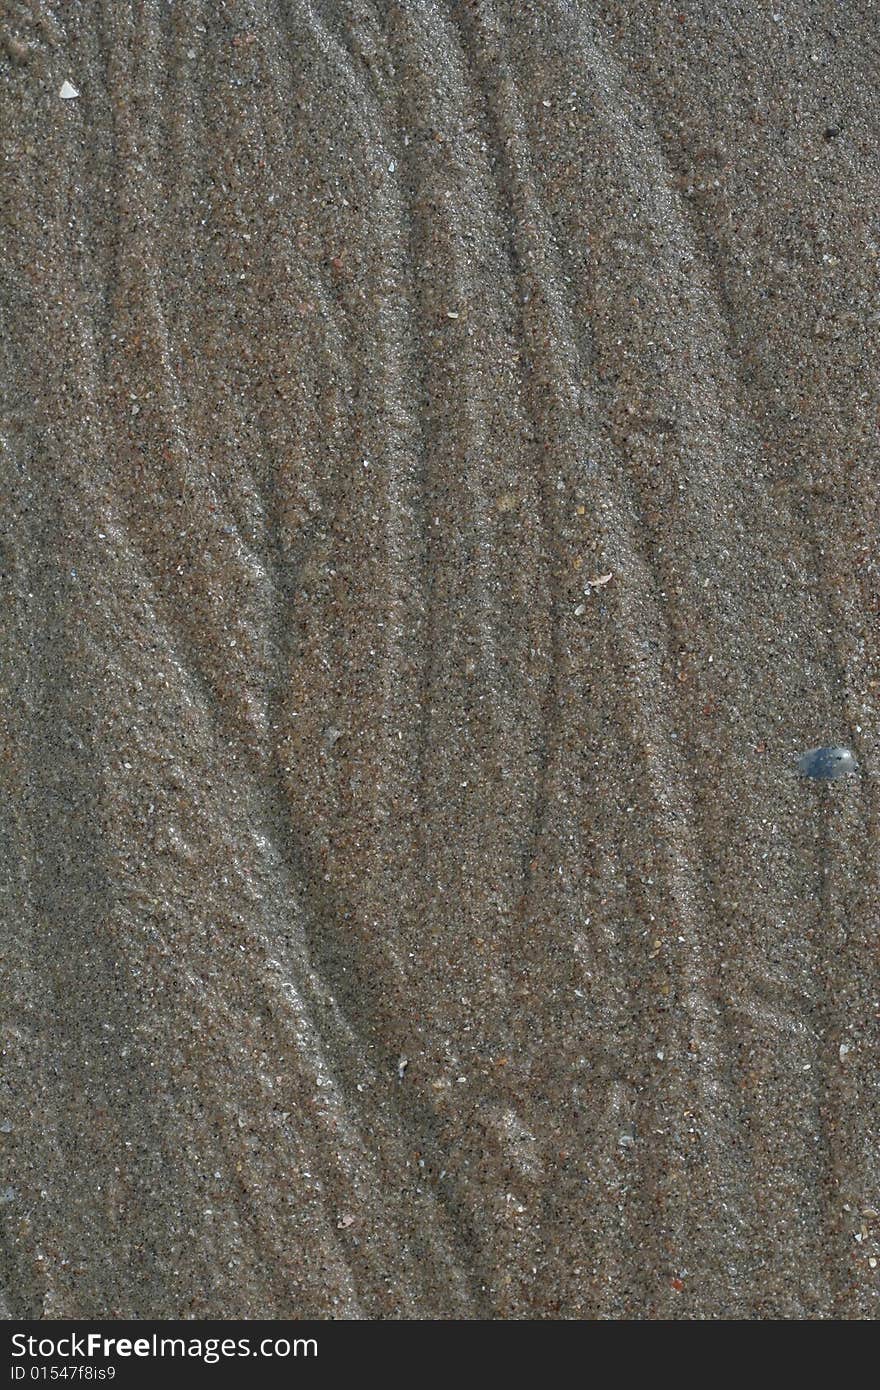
<box><xmin>797</xmin><ymin>746</ymin><xmax>859</xmax><ymax>780</ymax></box>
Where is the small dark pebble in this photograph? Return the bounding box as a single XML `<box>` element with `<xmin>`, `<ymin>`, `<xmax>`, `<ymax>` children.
<box><xmin>823</xmin><ymin>127</ymin><xmax>840</xmax><ymax>140</ymax></box>
<box><xmin>797</xmin><ymin>745</ymin><xmax>858</xmax><ymax>779</ymax></box>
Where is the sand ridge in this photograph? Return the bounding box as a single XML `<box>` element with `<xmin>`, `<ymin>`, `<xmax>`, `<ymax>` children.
<box><xmin>1</xmin><ymin>0</ymin><xmax>878</xmax><ymax>1318</ymax></box>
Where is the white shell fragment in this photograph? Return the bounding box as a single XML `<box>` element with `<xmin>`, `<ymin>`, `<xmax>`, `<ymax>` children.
<box><xmin>59</xmin><ymin>81</ymin><xmax>79</xmax><ymax>100</ymax></box>
<box><xmin>797</xmin><ymin>745</ymin><xmax>858</xmax><ymax>780</ymax></box>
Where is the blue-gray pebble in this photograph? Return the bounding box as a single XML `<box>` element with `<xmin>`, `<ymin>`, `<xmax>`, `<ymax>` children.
<box><xmin>797</xmin><ymin>746</ymin><xmax>858</xmax><ymax>780</ymax></box>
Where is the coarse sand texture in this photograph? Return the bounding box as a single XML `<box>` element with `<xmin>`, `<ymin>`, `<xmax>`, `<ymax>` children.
<box><xmin>1</xmin><ymin>0</ymin><xmax>878</xmax><ymax>1318</ymax></box>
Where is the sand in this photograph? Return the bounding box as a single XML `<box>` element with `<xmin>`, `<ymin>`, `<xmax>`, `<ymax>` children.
<box><xmin>1</xmin><ymin>0</ymin><xmax>878</xmax><ymax>1319</ymax></box>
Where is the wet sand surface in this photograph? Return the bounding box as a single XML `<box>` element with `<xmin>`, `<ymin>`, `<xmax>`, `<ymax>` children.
<box><xmin>2</xmin><ymin>0</ymin><xmax>879</xmax><ymax>1319</ymax></box>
